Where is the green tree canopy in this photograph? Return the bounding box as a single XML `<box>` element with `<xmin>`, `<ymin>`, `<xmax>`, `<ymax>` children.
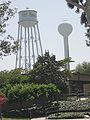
<box><xmin>29</xmin><ymin>52</ymin><xmax>72</xmax><ymax>93</ymax></box>
<box><xmin>0</xmin><ymin>52</ymin><xmax>72</xmax><ymax>94</ymax></box>
<box><xmin>0</xmin><ymin>1</ymin><xmax>18</xmax><ymax>58</ymax></box>
<box><xmin>75</xmin><ymin>61</ymin><xmax>90</xmax><ymax>74</ymax></box>
<box><xmin>66</xmin><ymin>0</ymin><xmax>90</xmax><ymax>45</ymax></box>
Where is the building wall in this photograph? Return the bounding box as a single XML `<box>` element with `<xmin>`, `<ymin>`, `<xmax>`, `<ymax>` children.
<box><xmin>83</xmin><ymin>84</ymin><xmax>90</xmax><ymax>93</ymax></box>
<box><xmin>70</xmin><ymin>73</ymin><xmax>90</xmax><ymax>94</ymax></box>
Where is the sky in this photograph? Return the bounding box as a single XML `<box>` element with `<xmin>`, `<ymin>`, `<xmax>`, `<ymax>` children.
<box><xmin>1</xmin><ymin>0</ymin><xmax>90</xmax><ymax>71</ymax></box>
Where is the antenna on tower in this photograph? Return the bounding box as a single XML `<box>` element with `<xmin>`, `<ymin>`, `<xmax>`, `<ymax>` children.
<box><xmin>62</xmin><ymin>18</ymin><xmax>68</xmax><ymax>22</ymax></box>
<box><xmin>26</xmin><ymin>7</ymin><xmax>29</xmax><ymax>10</ymax></box>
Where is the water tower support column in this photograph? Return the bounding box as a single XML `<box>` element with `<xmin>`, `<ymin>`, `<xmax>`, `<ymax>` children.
<box><xmin>25</xmin><ymin>27</ymin><xmax>27</xmax><ymax>69</ymax></box>
<box><xmin>19</xmin><ymin>25</ymin><xmax>22</xmax><ymax>68</ymax></box>
<box><xmin>28</xmin><ymin>27</ymin><xmax>31</xmax><ymax>69</ymax></box>
<box><xmin>34</xmin><ymin>26</ymin><xmax>39</xmax><ymax>56</ymax></box>
<box><xmin>15</xmin><ymin>24</ymin><xmax>20</xmax><ymax>69</ymax></box>
<box><xmin>37</xmin><ymin>24</ymin><xmax>43</xmax><ymax>56</ymax></box>
<box><xmin>31</xmin><ymin>27</ymin><xmax>35</xmax><ymax>64</ymax></box>
<box><xmin>64</xmin><ymin>36</ymin><xmax>70</xmax><ymax>70</ymax></box>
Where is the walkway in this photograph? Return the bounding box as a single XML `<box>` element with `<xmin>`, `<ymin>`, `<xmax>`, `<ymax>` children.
<box><xmin>31</xmin><ymin>117</ymin><xmax>90</xmax><ymax>120</ymax></box>
<box><xmin>31</xmin><ymin>117</ymin><xmax>46</xmax><ymax>120</ymax></box>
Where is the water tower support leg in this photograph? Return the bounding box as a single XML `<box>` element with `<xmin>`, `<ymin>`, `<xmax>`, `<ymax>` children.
<box><xmin>15</xmin><ymin>24</ymin><xmax>20</xmax><ymax>69</ymax></box>
<box><xmin>36</xmin><ymin>24</ymin><xmax>43</xmax><ymax>56</ymax></box>
<box><xmin>28</xmin><ymin>27</ymin><xmax>31</xmax><ymax>69</ymax></box>
<box><xmin>31</xmin><ymin>27</ymin><xmax>35</xmax><ymax>64</ymax></box>
<box><xmin>19</xmin><ymin>25</ymin><xmax>22</xmax><ymax>68</ymax></box>
<box><xmin>25</xmin><ymin>27</ymin><xmax>27</xmax><ymax>69</ymax></box>
<box><xmin>34</xmin><ymin>26</ymin><xmax>39</xmax><ymax>56</ymax></box>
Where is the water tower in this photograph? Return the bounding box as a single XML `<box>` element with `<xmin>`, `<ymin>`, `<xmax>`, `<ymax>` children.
<box><xmin>58</xmin><ymin>23</ymin><xmax>73</xmax><ymax>70</ymax></box>
<box><xmin>15</xmin><ymin>10</ymin><xmax>43</xmax><ymax>70</ymax></box>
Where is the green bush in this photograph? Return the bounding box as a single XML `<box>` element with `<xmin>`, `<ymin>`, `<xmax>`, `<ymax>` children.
<box><xmin>52</xmin><ymin>100</ymin><xmax>90</xmax><ymax>112</ymax></box>
<box><xmin>2</xmin><ymin>83</ymin><xmax>60</xmax><ymax>103</ymax></box>
<box><xmin>48</xmin><ymin>112</ymin><xmax>90</xmax><ymax>119</ymax></box>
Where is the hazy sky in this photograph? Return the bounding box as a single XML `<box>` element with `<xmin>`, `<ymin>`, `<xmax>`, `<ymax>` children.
<box><xmin>1</xmin><ymin>0</ymin><xmax>90</xmax><ymax>71</ymax></box>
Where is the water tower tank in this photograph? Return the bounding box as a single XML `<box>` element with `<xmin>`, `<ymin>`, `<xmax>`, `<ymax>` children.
<box><xmin>19</xmin><ymin>10</ymin><xmax>38</xmax><ymax>27</ymax></box>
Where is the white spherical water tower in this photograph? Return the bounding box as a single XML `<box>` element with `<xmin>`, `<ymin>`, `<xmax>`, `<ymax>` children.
<box><xmin>15</xmin><ymin>10</ymin><xmax>43</xmax><ymax>70</ymax></box>
<box><xmin>58</xmin><ymin>23</ymin><xmax>73</xmax><ymax>70</ymax></box>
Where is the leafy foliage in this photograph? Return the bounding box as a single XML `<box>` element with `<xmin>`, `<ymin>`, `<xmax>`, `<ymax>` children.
<box><xmin>0</xmin><ymin>69</ymin><xmax>29</xmax><ymax>88</ymax></box>
<box><xmin>2</xmin><ymin>83</ymin><xmax>60</xmax><ymax>103</ymax></box>
<box><xmin>48</xmin><ymin>112</ymin><xmax>89</xmax><ymax>119</ymax></box>
<box><xmin>0</xmin><ymin>52</ymin><xmax>72</xmax><ymax>102</ymax></box>
<box><xmin>0</xmin><ymin>1</ymin><xmax>17</xmax><ymax>34</ymax></box>
<box><xmin>66</xmin><ymin>0</ymin><xmax>90</xmax><ymax>45</ymax></box>
<box><xmin>75</xmin><ymin>61</ymin><xmax>90</xmax><ymax>74</ymax></box>
<box><xmin>0</xmin><ymin>1</ymin><xmax>18</xmax><ymax>58</ymax></box>
<box><xmin>28</xmin><ymin>52</ymin><xmax>72</xmax><ymax>93</ymax></box>
<box><xmin>47</xmin><ymin>99</ymin><xmax>90</xmax><ymax>117</ymax></box>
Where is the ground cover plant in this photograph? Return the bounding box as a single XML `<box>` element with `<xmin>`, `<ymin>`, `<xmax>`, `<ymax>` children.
<box><xmin>48</xmin><ymin>112</ymin><xmax>90</xmax><ymax>119</ymax></box>
<box><xmin>47</xmin><ymin>98</ymin><xmax>90</xmax><ymax>119</ymax></box>
<box><xmin>48</xmin><ymin>99</ymin><xmax>90</xmax><ymax>112</ymax></box>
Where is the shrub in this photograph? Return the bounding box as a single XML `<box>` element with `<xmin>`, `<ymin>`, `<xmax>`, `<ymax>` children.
<box><xmin>48</xmin><ymin>112</ymin><xmax>90</xmax><ymax>119</ymax></box>
<box><xmin>2</xmin><ymin>83</ymin><xmax>60</xmax><ymax>103</ymax></box>
<box><xmin>52</xmin><ymin>100</ymin><xmax>90</xmax><ymax>112</ymax></box>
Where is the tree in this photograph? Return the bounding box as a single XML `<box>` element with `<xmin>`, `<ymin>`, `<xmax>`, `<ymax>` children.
<box><xmin>75</xmin><ymin>61</ymin><xmax>90</xmax><ymax>74</ymax></box>
<box><xmin>66</xmin><ymin>0</ymin><xmax>90</xmax><ymax>45</ymax></box>
<box><xmin>0</xmin><ymin>68</ymin><xmax>29</xmax><ymax>88</ymax></box>
<box><xmin>0</xmin><ymin>1</ymin><xmax>18</xmax><ymax>58</ymax></box>
<box><xmin>29</xmin><ymin>52</ymin><xmax>72</xmax><ymax>93</ymax></box>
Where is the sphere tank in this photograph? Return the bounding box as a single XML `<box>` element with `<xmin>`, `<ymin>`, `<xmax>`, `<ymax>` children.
<box><xmin>19</xmin><ymin>10</ymin><xmax>38</xmax><ymax>27</ymax></box>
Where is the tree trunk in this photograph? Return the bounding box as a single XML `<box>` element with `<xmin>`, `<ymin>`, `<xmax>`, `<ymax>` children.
<box><xmin>86</xmin><ymin>0</ymin><xmax>90</xmax><ymax>27</ymax></box>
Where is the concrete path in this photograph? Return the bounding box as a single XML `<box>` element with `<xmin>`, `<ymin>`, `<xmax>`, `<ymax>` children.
<box><xmin>31</xmin><ymin>117</ymin><xmax>90</xmax><ymax>120</ymax></box>
<box><xmin>31</xmin><ymin>117</ymin><xmax>46</xmax><ymax>120</ymax></box>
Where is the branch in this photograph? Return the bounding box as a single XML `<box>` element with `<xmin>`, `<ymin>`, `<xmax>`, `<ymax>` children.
<box><xmin>66</xmin><ymin>0</ymin><xmax>86</xmax><ymax>11</ymax></box>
